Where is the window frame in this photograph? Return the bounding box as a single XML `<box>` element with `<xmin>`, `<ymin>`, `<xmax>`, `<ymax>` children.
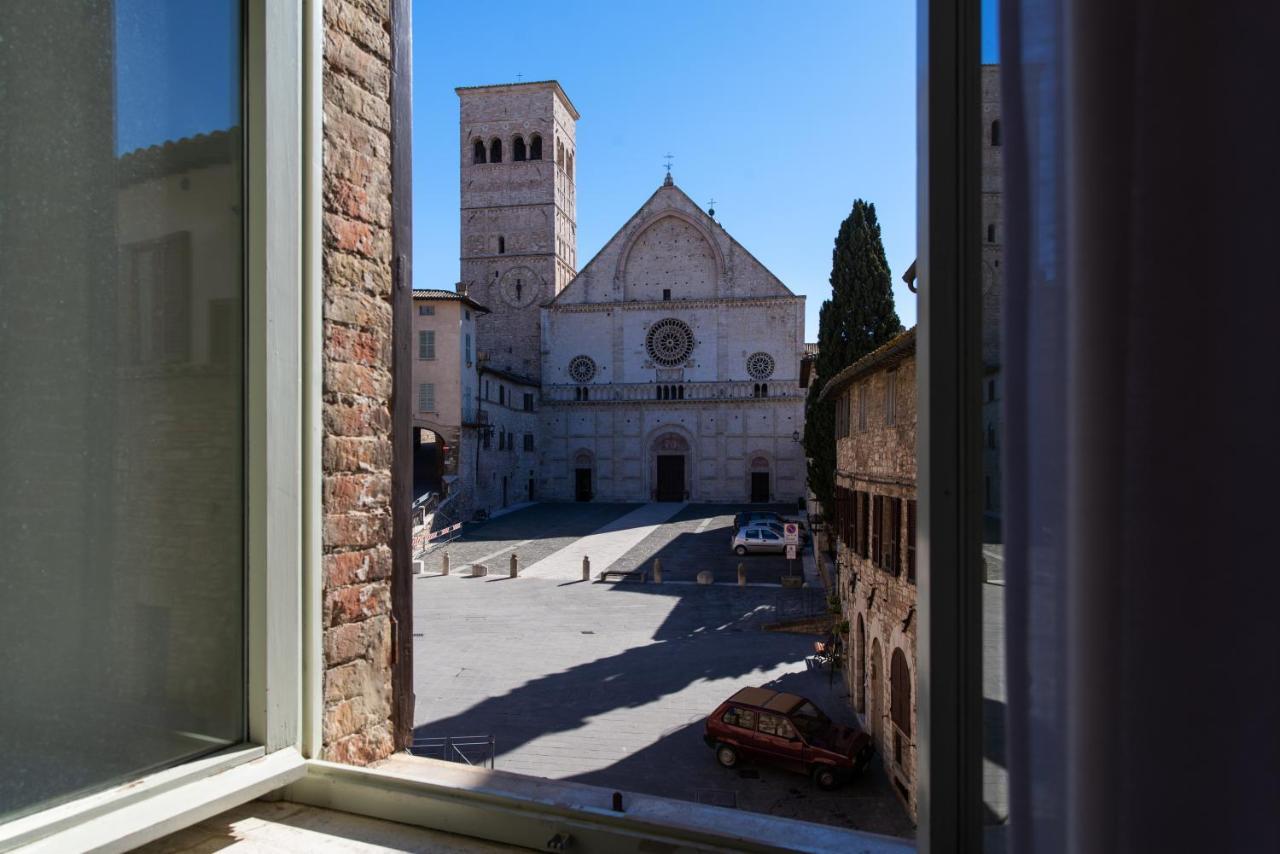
<box><xmin>0</xmin><ymin>2</ymin><xmax>311</xmax><ymax>848</ymax></box>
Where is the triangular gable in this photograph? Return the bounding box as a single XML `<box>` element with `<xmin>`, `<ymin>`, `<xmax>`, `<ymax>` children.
<box><xmin>552</xmin><ymin>179</ymin><xmax>795</xmax><ymax>305</ymax></box>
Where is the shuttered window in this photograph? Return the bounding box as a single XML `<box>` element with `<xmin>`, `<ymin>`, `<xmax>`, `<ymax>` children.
<box><xmin>878</xmin><ymin>496</ymin><xmax>901</xmax><ymax>574</ymax></box>
<box><xmin>418</xmin><ymin>382</ymin><xmax>434</xmax><ymax>412</ymax></box>
<box><xmin>418</xmin><ymin>329</ymin><xmax>435</xmax><ymax>359</ymax></box>
<box><xmin>891</xmin><ymin>647</ymin><xmax>911</xmax><ymax>736</ymax></box>
<box><xmin>885</xmin><ymin>369</ymin><xmax>898</xmax><ymax>426</ymax></box>
<box><xmin>907</xmin><ymin>499</ymin><xmax>917</xmax><ymax>583</ymax></box>
<box><xmin>870</xmin><ymin>495</ymin><xmax>881</xmax><ymax>565</ymax></box>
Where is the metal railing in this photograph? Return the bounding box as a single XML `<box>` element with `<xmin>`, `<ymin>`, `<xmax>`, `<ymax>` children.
<box><xmin>411</xmin><ymin>735</ymin><xmax>496</xmax><ymax>769</ymax></box>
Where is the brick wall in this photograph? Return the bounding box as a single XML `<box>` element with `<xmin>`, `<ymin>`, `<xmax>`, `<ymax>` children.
<box><xmin>320</xmin><ymin>0</ymin><xmax>396</xmax><ymax>765</ymax></box>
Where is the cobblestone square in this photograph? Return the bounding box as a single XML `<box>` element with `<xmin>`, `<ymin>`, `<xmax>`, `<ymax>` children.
<box><xmin>412</xmin><ymin>502</ymin><xmax>915</xmax><ymax>838</ymax></box>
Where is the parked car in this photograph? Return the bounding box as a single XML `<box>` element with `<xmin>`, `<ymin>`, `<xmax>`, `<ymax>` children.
<box><xmin>733</xmin><ymin>511</ymin><xmax>811</xmax><ymax>542</ymax></box>
<box><xmin>731</xmin><ymin>524</ymin><xmax>785</xmax><ymax>555</ymax></box>
<box><xmin>703</xmin><ymin>687</ymin><xmax>874</xmax><ymax>789</ymax></box>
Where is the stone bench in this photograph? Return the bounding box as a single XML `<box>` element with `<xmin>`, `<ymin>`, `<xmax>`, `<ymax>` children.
<box><xmin>598</xmin><ymin>568</ymin><xmax>647</xmax><ymax>583</ymax></box>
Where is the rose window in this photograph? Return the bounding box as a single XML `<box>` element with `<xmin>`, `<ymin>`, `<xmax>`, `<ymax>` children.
<box><xmin>746</xmin><ymin>351</ymin><xmax>775</xmax><ymax>380</ymax></box>
<box><xmin>645</xmin><ymin>318</ymin><xmax>695</xmax><ymax>367</ymax></box>
<box><xmin>568</xmin><ymin>355</ymin><xmax>597</xmax><ymax>383</ymax></box>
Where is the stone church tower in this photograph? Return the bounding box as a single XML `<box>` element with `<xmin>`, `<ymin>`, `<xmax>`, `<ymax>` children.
<box><xmin>456</xmin><ymin>81</ymin><xmax>579</xmax><ymax>378</ymax></box>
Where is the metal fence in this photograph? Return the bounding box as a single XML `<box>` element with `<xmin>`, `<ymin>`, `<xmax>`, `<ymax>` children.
<box><xmin>411</xmin><ymin>734</ymin><xmax>496</xmax><ymax>769</ymax></box>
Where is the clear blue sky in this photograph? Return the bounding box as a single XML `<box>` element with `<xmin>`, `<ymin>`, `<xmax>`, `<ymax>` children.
<box><xmin>412</xmin><ymin>1</ymin><xmax>920</xmax><ymax>338</ymax></box>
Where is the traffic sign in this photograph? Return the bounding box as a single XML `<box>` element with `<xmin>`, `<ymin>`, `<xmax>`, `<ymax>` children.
<box><xmin>786</xmin><ymin>544</ymin><xmax>797</xmax><ymax>560</ymax></box>
<box><xmin>783</xmin><ymin>522</ymin><xmax>800</xmax><ymax>545</ymax></box>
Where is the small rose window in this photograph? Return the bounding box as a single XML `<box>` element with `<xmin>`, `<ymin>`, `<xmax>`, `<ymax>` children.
<box><xmin>645</xmin><ymin>318</ymin><xmax>695</xmax><ymax>367</ymax></box>
<box><xmin>746</xmin><ymin>351</ymin><xmax>775</xmax><ymax>380</ymax></box>
<box><xmin>568</xmin><ymin>355</ymin><xmax>597</xmax><ymax>383</ymax></box>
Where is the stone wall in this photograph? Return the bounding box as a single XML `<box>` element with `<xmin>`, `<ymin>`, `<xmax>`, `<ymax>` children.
<box><xmin>320</xmin><ymin>0</ymin><xmax>396</xmax><ymax>766</ymax></box>
<box><xmin>832</xmin><ymin>349</ymin><xmax>918</xmax><ymax>821</ymax></box>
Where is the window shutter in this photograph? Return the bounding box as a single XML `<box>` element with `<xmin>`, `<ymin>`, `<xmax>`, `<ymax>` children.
<box><xmin>870</xmin><ymin>495</ymin><xmax>881</xmax><ymax>566</ymax></box>
<box><xmin>418</xmin><ymin>383</ymin><xmax>434</xmax><ymax>412</ymax></box>
<box><xmin>892</xmin><ymin>498</ymin><xmax>903</xmax><ymax>575</ymax></box>
<box><xmin>906</xmin><ymin>500</ymin><xmax>917</xmax><ymax>583</ymax></box>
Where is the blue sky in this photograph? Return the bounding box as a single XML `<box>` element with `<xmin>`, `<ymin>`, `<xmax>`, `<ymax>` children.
<box><xmin>412</xmin><ymin>1</ymin><xmax>919</xmax><ymax>337</ymax></box>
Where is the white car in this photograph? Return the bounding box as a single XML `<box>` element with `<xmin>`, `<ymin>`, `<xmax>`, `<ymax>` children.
<box><xmin>731</xmin><ymin>524</ymin><xmax>786</xmax><ymax>555</ymax></box>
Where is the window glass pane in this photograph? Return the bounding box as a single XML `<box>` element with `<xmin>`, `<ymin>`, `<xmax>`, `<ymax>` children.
<box><xmin>0</xmin><ymin>0</ymin><xmax>244</xmax><ymax>821</ymax></box>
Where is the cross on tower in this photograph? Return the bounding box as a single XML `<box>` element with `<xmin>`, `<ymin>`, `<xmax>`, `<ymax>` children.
<box><xmin>663</xmin><ymin>153</ymin><xmax>674</xmax><ymax>175</ymax></box>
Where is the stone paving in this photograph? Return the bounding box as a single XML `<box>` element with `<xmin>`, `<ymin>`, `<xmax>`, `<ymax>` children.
<box><xmin>412</xmin><ymin>502</ymin><xmax>915</xmax><ymax>838</ymax></box>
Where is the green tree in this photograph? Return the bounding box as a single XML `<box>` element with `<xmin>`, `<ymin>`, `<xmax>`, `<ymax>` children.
<box><xmin>803</xmin><ymin>200</ymin><xmax>902</xmax><ymax>527</ymax></box>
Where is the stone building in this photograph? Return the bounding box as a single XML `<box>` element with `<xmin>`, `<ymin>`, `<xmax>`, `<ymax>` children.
<box><xmin>981</xmin><ymin>63</ymin><xmax>1004</xmax><ymax>541</ymax></box>
<box><xmin>822</xmin><ymin>329</ymin><xmax>919</xmax><ymax>820</ymax></box>
<box><xmin>411</xmin><ymin>288</ymin><xmax>487</xmax><ymax>506</ymax></box>
<box><xmin>455</xmin><ymin>82</ymin><xmax>807</xmax><ymax>505</ymax></box>
<box><xmin>473</xmin><ymin>364</ymin><xmax>541</xmax><ymax>511</ymax></box>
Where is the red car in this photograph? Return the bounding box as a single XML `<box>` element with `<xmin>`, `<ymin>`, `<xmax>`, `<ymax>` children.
<box><xmin>703</xmin><ymin>687</ymin><xmax>874</xmax><ymax>789</ymax></box>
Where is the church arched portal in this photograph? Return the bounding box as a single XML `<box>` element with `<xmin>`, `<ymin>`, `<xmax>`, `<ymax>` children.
<box><xmin>650</xmin><ymin>431</ymin><xmax>690</xmax><ymax>502</ymax></box>
<box><xmin>573</xmin><ymin>450</ymin><xmax>594</xmax><ymax>502</ymax></box>
<box><xmin>748</xmin><ymin>453</ymin><xmax>771</xmax><ymax>503</ymax></box>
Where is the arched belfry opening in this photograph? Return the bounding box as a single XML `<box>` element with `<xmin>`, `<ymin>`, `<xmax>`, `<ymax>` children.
<box><xmin>489</xmin><ymin>137</ymin><xmax>502</xmax><ymax>163</ymax></box>
<box><xmin>472</xmin><ymin>139</ymin><xmax>486</xmax><ymax>164</ymax></box>
<box><xmin>513</xmin><ymin>136</ymin><xmax>526</xmax><ymax>161</ymax></box>
<box><xmin>529</xmin><ymin>134</ymin><xmax>542</xmax><ymax>160</ymax></box>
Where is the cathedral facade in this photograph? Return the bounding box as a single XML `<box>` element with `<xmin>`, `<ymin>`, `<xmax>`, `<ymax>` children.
<box><xmin>457</xmin><ymin>80</ymin><xmax>806</xmax><ymax>508</ymax></box>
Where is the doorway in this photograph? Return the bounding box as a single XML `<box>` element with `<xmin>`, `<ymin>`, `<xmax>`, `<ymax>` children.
<box><xmin>575</xmin><ymin>468</ymin><xmax>592</xmax><ymax>501</ymax></box>
<box><xmin>501</xmin><ymin>476</ymin><xmax>508</xmax><ymax>507</ymax></box>
<box><xmin>750</xmin><ymin>471</ymin><xmax>770</xmax><ymax>503</ymax></box>
<box><xmin>656</xmin><ymin>455</ymin><xmax>685</xmax><ymax>502</ymax></box>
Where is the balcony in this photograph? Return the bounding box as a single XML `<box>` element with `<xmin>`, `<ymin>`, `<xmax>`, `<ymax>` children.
<box><xmin>542</xmin><ymin>381</ymin><xmax>804</xmax><ymax>404</ymax></box>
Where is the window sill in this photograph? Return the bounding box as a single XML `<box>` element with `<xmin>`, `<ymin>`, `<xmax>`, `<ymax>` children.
<box><xmin>1</xmin><ymin>746</ymin><xmax>306</xmax><ymax>852</ymax></box>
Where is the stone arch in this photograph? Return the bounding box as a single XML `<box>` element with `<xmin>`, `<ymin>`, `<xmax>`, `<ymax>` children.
<box><xmin>890</xmin><ymin>646</ymin><xmax>912</xmax><ymax>738</ymax></box>
<box><xmin>512</xmin><ymin>135</ymin><xmax>526</xmax><ymax>161</ymax></box>
<box><xmin>566</xmin><ymin>150</ymin><xmax>574</xmax><ymax>179</ymax></box>
<box><xmin>746</xmin><ymin>451</ymin><xmax>771</xmax><ymax>503</ymax></box>
<box><xmin>489</xmin><ymin>137</ymin><xmax>502</xmax><ymax>163</ymax></box>
<box><xmin>854</xmin><ymin>612</ymin><xmax>867</xmax><ymax>712</ymax></box>
<box><xmin>472</xmin><ymin>138</ymin><xmax>486</xmax><ymax>164</ymax></box>
<box><xmin>869</xmin><ymin>637</ymin><xmax>884</xmax><ymax>746</ymax></box>
<box><xmin>644</xmin><ymin>424</ymin><xmax>694</xmax><ymax>502</ymax></box>
<box><xmin>616</xmin><ymin>211</ymin><xmax>725</xmax><ymax>301</ymax></box>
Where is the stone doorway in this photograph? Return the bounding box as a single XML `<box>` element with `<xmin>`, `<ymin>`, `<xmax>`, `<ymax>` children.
<box><xmin>656</xmin><ymin>455</ymin><xmax>685</xmax><ymax>502</ymax></box>
<box><xmin>575</xmin><ymin>468</ymin><xmax>592</xmax><ymax>501</ymax></box>
<box><xmin>750</xmin><ymin>472</ymin><xmax>770</xmax><ymax>503</ymax></box>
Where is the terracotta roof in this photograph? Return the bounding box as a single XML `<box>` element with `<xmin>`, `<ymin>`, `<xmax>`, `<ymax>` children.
<box><xmin>116</xmin><ymin>128</ymin><xmax>241</xmax><ymax>185</ymax></box>
<box><xmin>817</xmin><ymin>327</ymin><xmax>917</xmax><ymax>403</ymax></box>
<box><xmin>412</xmin><ymin>289</ymin><xmax>490</xmax><ymax>314</ymax></box>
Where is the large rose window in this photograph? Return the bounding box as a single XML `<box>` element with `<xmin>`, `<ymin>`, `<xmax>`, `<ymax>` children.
<box><xmin>645</xmin><ymin>318</ymin><xmax>695</xmax><ymax>367</ymax></box>
<box><xmin>746</xmin><ymin>351</ymin><xmax>775</xmax><ymax>380</ymax></box>
<box><xmin>568</xmin><ymin>355</ymin><xmax>597</xmax><ymax>383</ymax></box>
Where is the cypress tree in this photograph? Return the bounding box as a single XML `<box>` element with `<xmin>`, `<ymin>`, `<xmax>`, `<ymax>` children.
<box><xmin>803</xmin><ymin>200</ymin><xmax>902</xmax><ymax>528</ymax></box>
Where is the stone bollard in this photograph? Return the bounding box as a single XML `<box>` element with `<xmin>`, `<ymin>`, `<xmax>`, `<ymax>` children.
<box><xmin>652</xmin><ymin>558</ymin><xmax>662</xmax><ymax>584</ymax></box>
<box><xmin>697</xmin><ymin>570</ymin><xmax>713</xmax><ymax>585</ymax></box>
<box><xmin>471</xmin><ymin>563</ymin><xmax>487</xmax><ymax>578</ymax></box>
<box><xmin>582</xmin><ymin>556</ymin><xmax>590</xmax><ymax>581</ymax></box>
<box><xmin>738</xmin><ymin>562</ymin><xmax>746</xmax><ymax>586</ymax></box>
<box><xmin>441</xmin><ymin>553</ymin><xmax>450</xmax><ymax>576</ymax></box>
<box><xmin>509</xmin><ymin>553</ymin><xmax>519</xmax><ymax>578</ymax></box>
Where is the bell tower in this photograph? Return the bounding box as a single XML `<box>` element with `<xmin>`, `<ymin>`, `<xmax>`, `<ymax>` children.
<box><xmin>456</xmin><ymin>81</ymin><xmax>579</xmax><ymax>378</ymax></box>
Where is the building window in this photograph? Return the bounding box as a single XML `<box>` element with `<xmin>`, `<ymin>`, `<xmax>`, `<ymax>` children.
<box><xmin>465</xmin><ymin>334</ymin><xmax>472</xmax><ymax>364</ymax></box>
<box><xmin>498</xmin><ymin>385</ymin><xmax>505</xmax><ymax>406</ymax></box>
<box><xmin>885</xmin><ymin>369</ymin><xmax>898</xmax><ymax>426</ymax></box>
<box><xmin>473</xmin><ymin>138</ymin><xmax>486</xmax><ymax>164</ymax></box>
<box><xmin>529</xmin><ymin>134</ymin><xmax>542</xmax><ymax>160</ymax></box>
<box><xmin>906</xmin><ymin>500</ymin><xmax>917</xmax><ymax>584</ymax></box>
<box><xmin>498</xmin><ymin>236</ymin><xmax>505</xmax><ymax>254</ymax></box>
<box><xmin>987</xmin><ymin>223</ymin><xmax>996</xmax><ymax>243</ymax></box>
<box><xmin>858</xmin><ymin>385</ymin><xmax>868</xmax><ymax>431</ymax></box>
<box><xmin>891</xmin><ymin>647</ymin><xmax>912</xmax><ymax>740</ymax></box>
<box><xmin>513</xmin><ymin>135</ymin><xmax>526</xmax><ymax>161</ymax></box>
<box><xmin>567</xmin><ymin>151</ymin><xmax>574</xmax><ymax>179</ymax></box>
<box><xmin>123</xmin><ymin>232</ymin><xmax>193</xmax><ymax>365</ymax></box>
<box><xmin>482</xmin><ymin>429</ymin><xmax>491</xmax><ymax>450</ymax></box>
<box><xmin>523</xmin><ymin>433</ymin><xmax>534</xmax><ymax>451</ymax></box>
<box><xmin>489</xmin><ymin>137</ymin><xmax>502</xmax><ymax>163</ymax></box>
<box><xmin>990</xmin><ymin>118</ymin><xmax>1002</xmax><ymax>146</ymax></box>
<box><xmin>523</xmin><ymin>392</ymin><xmax>534</xmax><ymax>412</ymax></box>
<box><xmin>418</xmin><ymin>329</ymin><xmax>435</xmax><ymax>360</ymax></box>
<box><xmin>662</xmin><ymin>288</ymin><xmax>671</xmax><ymax>300</ymax></box>
<box><xmin>418</xmin><ymin>383</ymin><xmax>435</xmax><ymax>413</ymax></box>
<box><xmin>418</xmin><ymin>304</ymin><xmax>435</xmax><ymax>316</ymax></box>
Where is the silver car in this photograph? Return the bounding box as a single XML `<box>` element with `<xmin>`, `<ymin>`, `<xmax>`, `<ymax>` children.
<box><xmin>732</xmin><ymin>524</ymin><xmax>785</xmax><ymax>555</ymax></box>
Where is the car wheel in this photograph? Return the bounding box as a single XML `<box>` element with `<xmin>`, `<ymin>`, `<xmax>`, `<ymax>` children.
<box><xmin>715</xmin><ymin>744</ymin><xmax>739</xmax><ymax>768</ymax></box>
<box><xmin>811</xmin><ymin>765</ymin><xmax>839</xmax><ymax>790</ymax></box>
<box><xmin>734</xmin><ymin>545</ymin><xmax>747</xmax><ymax>556</ymax></box>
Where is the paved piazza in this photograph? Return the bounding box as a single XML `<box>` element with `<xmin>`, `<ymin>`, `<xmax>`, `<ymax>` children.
<box><xmin>412</xmin><ymin>502</ymin><xmax>915</xmax><ymax>838</ymax></box>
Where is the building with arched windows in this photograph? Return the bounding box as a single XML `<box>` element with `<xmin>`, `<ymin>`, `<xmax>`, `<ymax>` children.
<box><xmin>453</xmin><ymin>80</ymin><xmax>805</xmax><ymax>510</ymax></box>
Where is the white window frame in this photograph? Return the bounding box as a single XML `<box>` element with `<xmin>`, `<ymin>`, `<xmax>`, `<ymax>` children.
<box><xmin>418</xmin><ymin>328</ymin><xmax>435</xmax><ymax>359</ymax></box>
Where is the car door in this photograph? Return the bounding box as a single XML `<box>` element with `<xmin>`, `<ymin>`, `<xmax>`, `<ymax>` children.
<box><xmin>759</xmin><ymin>529</ymin><xmax>783</xmax><ymax>553</ymax></box>
<box><xmin>744</xmin><ymin>528</ymin><xmax>763</xmax><ymax>552</ymax></box>
<box><xmin>755</xmin><ymin>712</ymin><xmax>807</xmax><ymax>772</ymax></box>
<box><xmin>720</xmin><ymin>706</ymin><xmax>762</xmax><ymax>759</ymax></box>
